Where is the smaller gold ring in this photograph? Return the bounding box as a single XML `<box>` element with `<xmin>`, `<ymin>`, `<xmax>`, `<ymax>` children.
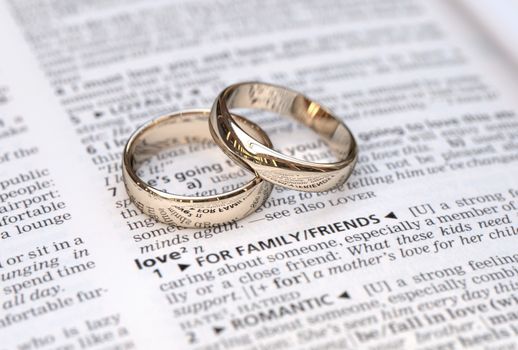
<box><xmin>122</xmin><ymin>109</ymin><xmax>273</xmax><ymax>228</ymax></box>
<box><xmin>209</xmin><ymin>82</ymin><xmax>358</xmax><ymax>192</ymax></box>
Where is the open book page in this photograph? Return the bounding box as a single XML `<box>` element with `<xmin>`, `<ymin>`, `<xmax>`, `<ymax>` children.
<box><xmin>457</xmin><ymin>0</ymin><xmax>518</xmax><ymax>68</ymax></box>
<box><xmin>0</xmin><ymin>0</ymin><xmax>517</xmax><ymax>349</ymax></box>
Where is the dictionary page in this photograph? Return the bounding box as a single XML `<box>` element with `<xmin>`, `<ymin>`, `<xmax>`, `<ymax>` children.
<box><xmin>457</xmin><ymin>0</ymin><xmax>518</xmax><ymax>68</ymax></box>
<box><xmin>0</xmin><ymin>1</ymin><xmax>518</xmax><ymax>349</ymax></box>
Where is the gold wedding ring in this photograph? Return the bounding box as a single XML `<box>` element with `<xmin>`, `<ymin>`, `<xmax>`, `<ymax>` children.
<box><xmin>122</xmin><ymin>109</ymin><xmax>273</xmax><ymax>228</ymax></box>
<box><xmin>209</xmin><ymin>82</ymin><xmax>357</xmax><ymax>192</ymax></box>
<box><xmin>123</xmin><ymin>83</ymin><xmax>358</xmax><ymax>227</ymax></box>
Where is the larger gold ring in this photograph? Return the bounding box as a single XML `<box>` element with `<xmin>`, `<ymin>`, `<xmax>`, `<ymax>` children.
<box><xmin>209</xmin><ymin>82</ymin><xmax>358</xmax><ymax>192</ymax></box>
<box><xmin>122</xmin><ymin>109</ymin><xmax>273</xmax><ymax>228</ymax></box>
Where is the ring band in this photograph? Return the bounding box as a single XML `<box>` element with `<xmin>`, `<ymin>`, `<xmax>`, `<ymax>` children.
<box><xmin>122</xmin><ymin>109</ymin><xmax>273</xmax><ymax>228</ymax></box>
<box><xmin>209</xmin><ymin>82</ymin><xmax>358</xmax><ymax>192</ymax></box>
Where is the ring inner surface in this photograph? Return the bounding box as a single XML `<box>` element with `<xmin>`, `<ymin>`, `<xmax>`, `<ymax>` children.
<box><xmin>129</xmin><ymin>111</ymin><xmax>270</xmax><ymax>198</ymax></box>
<box><xmin>223</xmin><ymin>83</ymin><xmax>355</xmax><ymax>162</ymax></box>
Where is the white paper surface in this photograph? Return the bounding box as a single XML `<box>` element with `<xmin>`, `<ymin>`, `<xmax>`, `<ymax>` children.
<box><xmin>0</xmin><ymin>0</ymin><xmax>517</xmax><ymax>349</ymax></box>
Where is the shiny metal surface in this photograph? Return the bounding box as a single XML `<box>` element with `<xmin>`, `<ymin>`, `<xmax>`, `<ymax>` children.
<box><xmin>209</xmin><ymin>82</ymin><xmax>358</xmax><ymax>192</ymax></box>
<box><xmin>122</xmin><ymin>109</ymin><xmax>273</xmax><ymax>228</ymax></box>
